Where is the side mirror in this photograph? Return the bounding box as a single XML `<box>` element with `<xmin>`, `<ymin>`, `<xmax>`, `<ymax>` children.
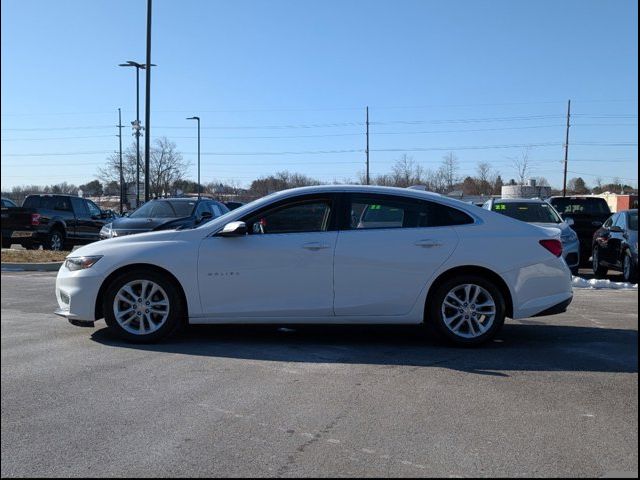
<box><xmin>218</xmin><ymin>221</ymin><xmax>247</xmax><ymax>237</ymax></box>
<box><xmin>592</xmin><ymin>221</ymin><xmax>603</xmax><ymax>228</ymax></box>
<box><xmin>200</xmin><ymin>211</ymin><xmax>213</xmax><ymax>220</ymax></box>
<box><xmin>564</xmin><ymin>217</ymin><xmax>574</xmax><ymax>226</ymax></box>
<box><xmin>609</xmin><ymin>225</ymin><xmax>624</xmax><ymax>233</ymax></box>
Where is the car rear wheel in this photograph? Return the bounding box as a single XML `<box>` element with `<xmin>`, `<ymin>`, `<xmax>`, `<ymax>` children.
<box><xmin>103</xmin><ymin>269</ymin><xmax>185</xmax><ymax>343</ymax></box>
<box><xmin>622</xmin><ymin>251</ymin><xmax>637</xmax><ymax>283</ymax></box>
<box><xmin>427</xmin><ymin>275</ymin><xmax>506</xmax><ymax>346</ymax></box>
<box><xmin>592</xmin><ymin>246</ymin><xmax>608</xmax><ymax>278</ymax></box>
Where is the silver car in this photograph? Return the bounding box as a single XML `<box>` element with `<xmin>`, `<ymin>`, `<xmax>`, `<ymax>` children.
<box><xmin>484</xmin><ymin>198</ymin><xmax>580</xmax><ymax>274</ymax></box>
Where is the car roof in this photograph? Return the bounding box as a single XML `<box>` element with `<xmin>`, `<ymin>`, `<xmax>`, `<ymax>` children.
<box><xmin>492</xmin><ymin>198</ymin><xmax>549</xmax><ymax>204</ymax></box>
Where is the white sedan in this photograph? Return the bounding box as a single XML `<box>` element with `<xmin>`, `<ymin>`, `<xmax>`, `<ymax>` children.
<box><xmin>55</xmin><ymin>185</ymin><xmax>573</xmax><ymax>346</ymax></box>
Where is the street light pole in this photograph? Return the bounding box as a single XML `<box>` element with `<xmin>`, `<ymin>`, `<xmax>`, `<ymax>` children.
<box><xmin>187</xmin><ymin>116</ymin><xmax>201</xmax><ymax>198</ymax></box>
<box><xmin>144</xmin><ymin>0</ymin><xmax>153</xmax><ymax>202</ymax></box>
<box><xmin>118</xmin><ymin>61</ymin><xmax>155</xmax><ymax>206</ymax></box>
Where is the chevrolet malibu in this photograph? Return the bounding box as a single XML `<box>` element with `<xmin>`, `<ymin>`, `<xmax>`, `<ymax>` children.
<box><xmin>55</xmin><ymin>186</ymin><xmax>573</xmax><ymax>346</ymax></box>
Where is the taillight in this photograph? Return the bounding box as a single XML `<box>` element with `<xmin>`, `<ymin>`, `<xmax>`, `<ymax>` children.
<box><xmin>539</xmin><ymin>239</ymin><xmax>563</xmax><ymax>257</ymax></box>
<box><xmin>31</xmin><ymin>213</ymin><xmax>41</xmax><ymax>226</ymax></box>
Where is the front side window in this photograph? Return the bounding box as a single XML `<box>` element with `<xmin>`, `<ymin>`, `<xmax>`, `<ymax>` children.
<box><xmin>349</xmin><ymin>195</ymin><xmax>473</xmax><ymax>230</ymax></box>
<box><xmin>614</xmin><ymin>213</ymin><xmax>627</xmax><ymax>229</ymax></box>
<box><xmin>603</xmin><ymin>215</ymin><xmax>615</xmax><ymax>228</ymax></box>
<box><xmin>628</xmin><ymin>211</ymin><xmax>638</xmax><ymax>231</ymax></box>
<box><xmin>70</xmin><ymin>197</ymin><xmax>88</xmax><ymax>216</ymax></box>
<box><xmin>86</xmin><ymin>200</ymin><xmax>101</xmax><ymax>217</ymax></box>
<box><xmin>244</xmin><ymin>200</ymin><xmax>332</xmax><ymax>234</ymax></box>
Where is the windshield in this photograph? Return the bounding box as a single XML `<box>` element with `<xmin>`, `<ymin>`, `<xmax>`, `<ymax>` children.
<box><xmin>550</xmin><ymin>198</ymin><xmax>611</xmax><ymax>216</ymax></box>
<box><xmin>492</xmin><ymin>202</ymin><xmax>562</xmax><ymax>223</ymax></box>
<box><xmin>629</xmin><ymin>211</ymin><xmax>638</xmax><ymax>231</ymax></box>
<box><xmin>128</xmin><ymin>200</ymin><xmax>197</xmax><ymax>218</ymax></box>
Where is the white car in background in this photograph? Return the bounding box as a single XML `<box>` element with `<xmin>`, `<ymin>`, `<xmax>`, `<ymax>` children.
<box><xmin>483</xmin><ymin>198</ymin><xmax>581</xmax><ymax>275</ymax></box>
<box><xmin>55</xmin><ymin>185</ymin><xmax>573</xmax><ymax>346</ymax></box>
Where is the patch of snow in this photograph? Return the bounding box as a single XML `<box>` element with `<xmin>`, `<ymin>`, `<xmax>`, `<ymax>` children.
<box><xmin>572</xmin><ymin>276</ymin><xmax>638</xmax><ymax>290</ymax></box>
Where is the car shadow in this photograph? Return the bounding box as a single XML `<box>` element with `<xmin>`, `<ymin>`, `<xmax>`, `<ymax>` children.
<box><xmin>90</xmin><ymin>322</ymin><xmax>638</xmax><ymax>377</ymax></box>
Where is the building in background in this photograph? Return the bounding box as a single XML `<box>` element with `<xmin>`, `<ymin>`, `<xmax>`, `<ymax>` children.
<box><xmin>596</xmin><ymin>192</ymin><xmax>639</xmax><ymax>212</ymax></box>
<box><xmin>501</xmin><ymin>179</ymin><xmax>552</xmax><ymax>199</ymax></box>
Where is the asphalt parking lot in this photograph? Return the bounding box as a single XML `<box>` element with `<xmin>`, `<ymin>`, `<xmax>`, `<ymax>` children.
<box><xmin>1</xmin><ymin>271</ymin><xmax>637</xmax><ymax>477</ymax></box>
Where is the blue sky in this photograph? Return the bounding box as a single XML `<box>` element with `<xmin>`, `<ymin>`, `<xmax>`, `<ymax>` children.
<box><xmin>1</xmin><ymin>0</ymin><xmax>637</xmax><ymax>190</ymax></box>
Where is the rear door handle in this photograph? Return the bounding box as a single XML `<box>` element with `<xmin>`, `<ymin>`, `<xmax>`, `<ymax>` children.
<box><xmin>415</xmin><ymin>239</ymin><xmax>443</xmax><ymax>248</ymax></box>
<box><xmin>302</xmin><ymin>242</ymin><xmax>331</xmax><ymax>251</ymax></box>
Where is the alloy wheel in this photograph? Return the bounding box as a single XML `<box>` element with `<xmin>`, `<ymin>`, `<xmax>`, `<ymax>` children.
<box><xmin>112</xmin><ymin>280</ymin><xmax>170</xmax><ymax>335</ymax></box>
<box><xmin>50</xmin><ymin>233</ymin><xmax>63</xmax><ymax>251</ymax></box>
<box><xmin>441</xmin><ymin>283</ymin><xmax>496</xmax><ymax>339</ymax></box>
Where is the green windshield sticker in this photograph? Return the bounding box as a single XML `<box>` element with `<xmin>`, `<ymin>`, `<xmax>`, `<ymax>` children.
<box><xmin>369</xmin><ymin>205</ymin><xmax>381</xmax><ymax>210</ymax></box>
<box><xmin>493</xmin><ymin>204</ymin><xmax>506</xmax><ymax>211</ymax></box>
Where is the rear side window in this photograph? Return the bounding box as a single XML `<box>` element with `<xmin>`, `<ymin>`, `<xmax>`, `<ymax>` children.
<box><xmin>23</xmin><ymin>196</ymin><xmax>42</xmax><ymax>208</ymax></box>
<box><xmin>349</xmin><ymin>195</ymin><xmax>473</xmax><ymax>230</ymax></box>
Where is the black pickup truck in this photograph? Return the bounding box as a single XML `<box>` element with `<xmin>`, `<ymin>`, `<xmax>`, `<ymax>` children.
<box><xmin>548</xmin><ymin>196</ymin><xmax>612</xmax><ymax>266</ymax></box>
<box><xmin>1</xmin><ymin>194</ymin><xmax>113</xmax><ymax>250</ymax></box>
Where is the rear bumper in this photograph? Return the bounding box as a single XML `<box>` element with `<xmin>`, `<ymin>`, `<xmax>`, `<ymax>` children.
<box><xmin>532</xmin><ymin>295</ymin><xmax>573</xmax><ymax>317</ymax></box>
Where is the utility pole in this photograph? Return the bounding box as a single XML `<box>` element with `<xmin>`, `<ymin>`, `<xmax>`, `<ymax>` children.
<box><xmin>144</xmin><ymin>0</ymin><xmax>153</xmax><ymax>202</ymax></box>
<box><xmin>186</xmin><ymin>116</ymin><xmax>201</xmax><ymax>198</ymax></box>
<box><xmin>562</xmin><ymin>99</ymin><xmax>571</xmax><ymax>197</ymax></box>
<box><xmin>365</xmin><ymin>106</ymin><xmax>370</xmax><ymax>185</ymax></box>
<box><xmin>117</xmin><ymin>108</ymin><xmax>124</xmax><ymax>215</ymax></box>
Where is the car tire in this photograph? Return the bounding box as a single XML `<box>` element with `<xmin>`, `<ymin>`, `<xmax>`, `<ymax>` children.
<box><xmin>592</xmin><ymin>246</ymin><xmax>608</xmax><ymax>279</ymax></box>
<box><xmin>103</xmin><ymin>269</ymin><xmax>186</xmax><ymax>343</ymax></box>
<box><xmin>622</xmin><ymin>250</ymin><xmax>637</xmax><ymax>283</ymax></box>
<box><xmin>570</xmin><ymin>266</ymin><xmax>579</xmax><ymax>276</ymax></box>
<box><xmin>44</xmin><ymin>228</ymin><xmax>64</xmax><ymax>251</ymax></box>
<box><xmin>426</xmin><ymin>275</ymin><xmax>506</xmax><ymax>347</ymax></box>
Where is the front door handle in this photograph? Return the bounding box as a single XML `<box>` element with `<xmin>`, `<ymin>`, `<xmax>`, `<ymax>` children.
<box><xmin>415</xmin><ymin>239</ymin><xmax>443</xmax><ymax>248</ymax></box>
<box><xmin>302</xmin><ymin>242</ymin><xmax>331</xmax><ymax>251</ymax></box>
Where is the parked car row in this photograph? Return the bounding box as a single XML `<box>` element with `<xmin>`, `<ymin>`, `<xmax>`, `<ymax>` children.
<box><xmin>1</xmin><ymin>194</ymin><xmax>234</xmax><ymax>250</ymax></box>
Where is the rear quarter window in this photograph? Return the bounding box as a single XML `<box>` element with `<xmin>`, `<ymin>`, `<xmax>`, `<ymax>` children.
<box><xmin>23</xmin><ymin>196</ymin><xmax>42</xmax><ymax>208</ymax></box>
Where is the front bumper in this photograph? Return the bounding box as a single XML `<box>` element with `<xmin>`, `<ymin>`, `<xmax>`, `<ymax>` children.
<box><xmin>55</xmin><ymin>263</ymin><xmax>105</xmax><ymax>321</ymax></box>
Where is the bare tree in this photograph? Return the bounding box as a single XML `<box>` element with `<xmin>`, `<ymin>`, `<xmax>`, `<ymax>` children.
<box><xmin>98</xmin><ymin>137</ymin><xmax>190</xmax><ymax>198</ymax></box>
<box><xmin>476</xmin><ymin>161</ymin><xmax>498</xmax><ymax>195</ymax></box>
<box><xmin>511</xmin><ymin>147</ymin><xmax>532</xmax><ymax>185</ymax></box>
<box><xmin>440</xmin><ymin>152</ymin><xmax>459</xmax><ymax>192</ymax></box>
<box><xmin>390</xmin><ymin>154</ymin><xmax>425</xmax><ymax>187</ymax></box>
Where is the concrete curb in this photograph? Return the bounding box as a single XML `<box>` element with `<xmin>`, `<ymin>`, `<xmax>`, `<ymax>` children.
<box><xmin>1</xmin><ymin>262</ymin><xmax>63</xmax><ymax>272</ymax></box>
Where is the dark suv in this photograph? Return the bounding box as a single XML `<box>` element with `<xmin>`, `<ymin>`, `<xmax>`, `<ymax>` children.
<box><xmin>548</xmin><ymin>196</ymin><xmax>612</xmax><ymax>266</ymax></box>
<box><xmin>2</xmin><ymin>194</ymin><xmax>111</xmax><ymax>250</ymax></box>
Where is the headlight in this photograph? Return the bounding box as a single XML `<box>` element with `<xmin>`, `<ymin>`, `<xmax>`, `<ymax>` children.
<box><xmin>100</xmin><ymin>223</ymin><xmax>113</xmax><ymax>238</ymax></box>
<box><xmin>64</xmin><ymin>256</ymin><xmax>103</xmax><ymax>271</ymax></box>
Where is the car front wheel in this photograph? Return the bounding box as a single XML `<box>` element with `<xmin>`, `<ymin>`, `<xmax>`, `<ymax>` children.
<box><xmin>592</xmin><ymin>246</ymin><xmax>608</xmax><ymax>278</ymax></box>
<box><xmin>427</xmin><ymin>275</ymin><xmax>506</xmax><ymax>346</ymax></box>
<box><xmin>622</xmin><ymin>251</ymin><xmax>637</xmax><ymax>283</ymax></box>
<box><xmin>103</xmin><ymin>269</ymin><xmax>185</xmax><ymax>343</ymax></box>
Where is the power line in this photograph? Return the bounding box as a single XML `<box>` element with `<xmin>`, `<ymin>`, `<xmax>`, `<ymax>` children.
<box><xmin>1</xmin><ymin>135</ymin><xmax>116</xmax><ymax>141</ymax></box>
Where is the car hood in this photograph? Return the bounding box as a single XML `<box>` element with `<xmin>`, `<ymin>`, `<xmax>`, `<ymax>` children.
<box><xmin>69</xmin><ymin>229</ymin><xmax>182</xmax><ymax>258</ymax></box>
<box><xmin>110</xmin><ymin>216</ymin><xmax>189</xmax><ymax>231</ymax></box>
